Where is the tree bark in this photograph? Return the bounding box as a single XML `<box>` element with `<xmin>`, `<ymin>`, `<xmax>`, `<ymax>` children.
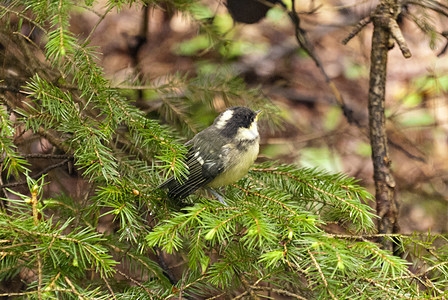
<box><xmin>368</xmin><ymin>3</ymin><xmax>400</xmax><ymax>251</ymax></box>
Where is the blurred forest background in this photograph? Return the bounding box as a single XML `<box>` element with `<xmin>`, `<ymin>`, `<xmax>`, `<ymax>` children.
<box><xmin>1</xmin><ymin>0</ymin><xmax>448</xmax><ymax>298</ymax></box>
<box><xmin>70</xmin><ymin>0</ymin><xmax>447</xmax><ymax>232</ymax></box>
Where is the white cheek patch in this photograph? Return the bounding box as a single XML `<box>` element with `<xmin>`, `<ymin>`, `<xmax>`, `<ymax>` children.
<box><xmin>215</xmin><ymin>110</ymin><xmax>234</xmax><ymax>129</ymax></box>
<box><xmin>237</xmin><ymin>122</ymin><xmax>259</xmax><ymax>140</ymax></box>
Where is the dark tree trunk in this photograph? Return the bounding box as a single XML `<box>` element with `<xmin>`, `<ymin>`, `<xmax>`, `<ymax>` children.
<box><xmin>368</xmin><ymin>4</ymin><xmax>400</xmax><ymax>251</ymax></box>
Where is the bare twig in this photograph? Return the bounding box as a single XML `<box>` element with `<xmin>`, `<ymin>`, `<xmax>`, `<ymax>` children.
<box><xmin>116</xmin><ymin>269</ymin><xmax>155</xmax><ymax>299</ymax></box>
<box><xmin>0</xmin><ymin>289</ymin><xmax>73</xmax><ymax>297</ymax></box>
<box><xmin>342</xmin><ymin>16</ymin><xmax>372</xmax><ymax>45</ymax></box>
<box><xmin>288</xmin><ymin>0</ymin><xmax>366</xmax><ymax>128</ymax></box>
<box><xmin>288</xmin><ymin>0</ymin><xmax>330</xmax><ymax>84</ymax></box>
<box><xmin>363</xmin><ymin>277</ymin><xmax>408</xmax><ymax>299</ymax></box>
<box><xmin>19</xmin><ymin>154</ymin><xmax>72</xmax><ymax>159</ymax></box>
<box><xmin>31</xmin><ymin>184</ymin><xmax>39</xmax><ymax>226</ymax></box>
<box><xmin>64</xmin><ymin>276</ymin><xmax>85</xmax><ymax>300</ymax></box>
<box><xmin>37</xmin><ymin>253</ymin><xmax>43</xmax><ymax>300</ymax></box>
<box><xmin>240</xmin><ymin>276</ymin><xmax>259</xmax><ymax>300</ymax></box>
<box><xmin>0</xmin><ymin>158</ymin><xmax>70</xmax><ymax>189</ymax></box>
<box><xmin>343</xmin><ymin>3</ymin><xmax>411</xmax><ymax>59</ymax></box>
<box><xmin>86</xmin><ymin>5</ymin><xmax>113</xmax><ymax>42</ymax></box>
<box><xmin>249</xmin><ymin>285</ymin><xmax>308</xmax><ymax>300</ymax></box>
<box><xmin>231</xmin><ymin>291</ymin><xmax>249</xmax><ymax>300</ymax></box>
<box><xmin>205</xmin><ymin>292</ymin><xmax>226</xmax><ymax>300</ymax></box>
<box><xmin>0</xmin><ymin>154</ymin><xmax>72</xmax><ymax>165</ymax></box>
<box><xmin>36</xmin><ymin>127</ymin><xmax>71</xmax><ymax>154</ymax></box>
<box><xmin>102</xmin><ymin>277</ymin><xmax>117</xmax><ymax>300</ymax></box>
<box><xmin>388</xmin><ymin>18</ymin><xmax>412</xmax><ymax>58</ymax></box>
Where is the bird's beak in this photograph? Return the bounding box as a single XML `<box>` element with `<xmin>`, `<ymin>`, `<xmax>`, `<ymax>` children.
<box><xmin>255</xmin><ymin>110</ymin><xmax>262</xmax><ymax>121</ymax></box>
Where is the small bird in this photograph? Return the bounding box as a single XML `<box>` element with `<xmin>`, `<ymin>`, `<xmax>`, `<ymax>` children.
<box><xmin>159</xmin><ymin>106</ymin><xmax>261</xmax><ymax>204</ymax></box>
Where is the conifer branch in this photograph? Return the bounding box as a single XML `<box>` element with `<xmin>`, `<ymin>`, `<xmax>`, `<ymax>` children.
<box><xmin>232</xmin><ymin>184</ymin><xmax>297</xmax><ymax>216</ymax></box>
<box><xmin>116</xmin><ymin>269</ymin><xmax>156</xmax><ymax>299</ymax></box>
<box><xmin>307</xmin><ymin>249</ymin><xmax>337</xmax><ymax>300</ymax></box>
<box><xmin>1</xmin><ymin>1</ymin><xmax>447</xmax><ymax>298</ymax></box>
<box><xmin>64</xmin><ymin>276</ymin><xmax>86</xmax><ymax>300</ymax></box>
<box><xmin>362</xmin><ymin>277</ymin><xmax>407</xmax><ymax>299</ymax></box>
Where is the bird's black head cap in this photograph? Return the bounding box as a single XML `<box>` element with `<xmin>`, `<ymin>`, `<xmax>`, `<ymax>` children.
<box><xmin>214</xmin><ymin>106</ymin><xmax>258</xmax><ymax>138</ymax></box>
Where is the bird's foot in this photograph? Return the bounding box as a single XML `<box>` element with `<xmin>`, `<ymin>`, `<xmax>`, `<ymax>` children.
<box><xmin>207</xmin><ymin>188</ymin><xmax>228</xmax><ymax>205</ymax></box>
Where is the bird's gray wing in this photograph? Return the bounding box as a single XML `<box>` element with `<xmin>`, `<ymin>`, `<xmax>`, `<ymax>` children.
<box><xmin>159</xmin><ymin>130</ymin><xmax>226</xmax><ymax>200</ymax></box>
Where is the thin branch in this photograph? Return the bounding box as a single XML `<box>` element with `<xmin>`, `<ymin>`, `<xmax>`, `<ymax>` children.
<box><xmin>397</xmin><ymin>261</ymin><xmax>448</xmax><ymax>280</ymax></box>
<box><xmin>86</xmin><ymin>5</ymin><xmax>113</xmax><ymax>42</ymax></box>
<box><xmin>36</xmin><ymin>127</ymin><xmax>72</xmax><ymax>154</ymax></box>
<box><xmin>249</xmin><ymin>285</ymin><xmax>308</xmax><ymax>300</ymax></box>
<box><xmin>37</xmin><ymin>254</ymin><xmax>43</xmax><ymax>300</ymax></box>
<box><xmin>240</xmin><ymin>276</ymin><xmax>259</xmax><ymax>300</ymax></box>
<box><xmin>0</xmin><ymin>158</ymin><xmax>71</xmax><ymax>189</ymax></box>
<box><xmin>363</xmin><ymin>277</ymin><xmax>409</xmax><ymax>299</ymax></box>
<box><xmin>108</xmin><ymin>244</ymin><xmax>170</xmax><ymax>283</ymax></box>
<box><xmin>47</xmin><ymin>272</ymin><xmax>61</xmax><ymax>290</ymax></box>
<box><xmin>231</xmin><ymin>291</ymin><xmax>249</xmax><ymax>300</ymax></box>
<box><xmin>31</xmin><ymin>179</ymin><xmax>40</xmax><ymax>226</ymax></box>
<box><xmin>342</xmin><ymin>3</ymin><xmax>411</xmax><ymax>59</ymax></box>
<box><xmin>64</xmin><ymin>276</ymin><xmax>86</xmax><ymax>300</ymax></box>
<box><xmin>116</xmin><ymin>269</ymin><xmax>155</xmax><ymax>299</ymax></box>
<box><xmin>388</xmin><ymin>140</ymin><xmax>425</xmax><ymax>163</ymax></box>
<box><xmin>342</xmin><ymin>16</ymin><xmax>372</xmax><ymax>45</ymax></box>
<box><xmin>0</xmin><ymin>289</ymin><xmax>73</xmax><ymax>297</ymax></box>
<box><xmin>321</xmin><ymin>232</ymin><xmax>442</xmax><ymax>239</ymax></box>
<box><xmin>0</xmin><ymin>5</ymin><xmax>47</xmax><ymax>33</ymax></box>
<box><xmin>74</xmin><ymin>3</ymin><xmax>103</xmax><ymax>17</ymax></box>
<box><xmin>307</xmin><ymin>249</ymin><xmax>337</xmax><ymax>300</ymax></box>
<box><xmin>102</xmin><ymin>276</ymin><xmax>117</xmax><ymax>300</ymax></box>
<box><xmin>288</xmin><ymin>0</ymin><xmax>330</xmax><ymax>84</ymax></box>
<box><xmin>288</xmin><ymin>0</ymin><xmax>363</xmax><ymax>127</ymax></box>
<box><xmin>29</xmin><ymin>176</ymin><xmax>43</xmax><ymax>298</ymax></box>
<box><xmin>19</xmin><ymin>154</ymin><xmax>72</xmax><ymax>160</ymax></box>
<box><xmin>388</xmin><ymin>18</ymin><xmax>412</xmax><ymax>58</ymax></box>
<box><xmin>205</xmin><ymin>292</ymin><xmax>226</xmax><ymax>300</ymax></box>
